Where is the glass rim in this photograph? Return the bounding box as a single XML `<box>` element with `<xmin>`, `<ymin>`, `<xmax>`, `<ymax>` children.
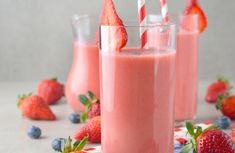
<box><xmin>100</xmin><ymin>22</ymin><xmax>176</xmax><ymax>29</ymax></box>
<box><xmin>71</xmin><ymin>14</ymin><xmax>99</xmax><ymax>24</ymax></box>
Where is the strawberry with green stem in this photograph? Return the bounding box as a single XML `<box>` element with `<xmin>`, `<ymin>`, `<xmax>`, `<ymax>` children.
<box><xmin>78</xmin><ymin>91</ymin><xmax>100</xmax><ymax>122</ymax></box>
<box><xmin>59</xmin><ymin>136</ymin><xmax>88</xmax><ymax>153</ymax></box>
<box><xmin>216</xmin><ymin>94</ymin><xmax>235</xmax><ymax>120</ymax></box>
<box><xmin>181</xmin><ymin>122</ymin><xmax>235</xmax><ymax>153</ymax></box>
<box><xmin>18</xmin><ymin>93</ymin><xmax>56</xmax><ymax>120</ymax></box>
<box><xmin>205</xmin><ymin>76</ymin><xmax>231</xmax><ymax>103</ymax></box>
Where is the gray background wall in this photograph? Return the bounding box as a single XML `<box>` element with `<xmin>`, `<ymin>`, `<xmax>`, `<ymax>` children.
<box><xmin>0</xmin><ymin>0</ymin><xmax>234</xmax><ymax>81</ymax></box>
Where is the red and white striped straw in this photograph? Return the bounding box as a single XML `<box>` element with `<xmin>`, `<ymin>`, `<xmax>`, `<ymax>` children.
<box><xmin>137</xmin><ymin>0</ymin><xmax>147</xmax><ymax>48</ymax></box>
<box><xmin>160</xmin><ymin>0</ymin><xmax>169</xmax><ymax>22</ymax></box>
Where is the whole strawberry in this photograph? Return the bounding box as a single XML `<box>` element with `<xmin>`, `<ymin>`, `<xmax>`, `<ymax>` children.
<box><xmin>205</xmin><ymin>76</ymin><xmax>230</xmax><ymax>103</ymax></box>
<box><xmin>18</xmin><ymin>93</ymin><xmax>56</xmax><ymax>120</ymax></box>
<box><xmin>78</xmin><ymin>91</ymin><xmax>100</xmax><ymax>122</ymax></box>
<box><xmin>216</xmin><ymin>95</ymin><xmax>235</xmax><ymax>120</ymax></box>
<box><xmin>181</xmin><ymin>122</ymin><xmax>235</xmax><ymax>153</ymax></box>
<box><xmin>74</xmin><ymin>116</ymin><xmax>101</xmax><ymax>143</ymax></box>
<box><xmin>38</xmin><ymin>78</ymin><xmax>64</xmax><ymax>105</ymax></box>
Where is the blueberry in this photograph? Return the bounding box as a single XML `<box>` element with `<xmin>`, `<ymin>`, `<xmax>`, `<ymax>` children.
<box><xmin>52</xmin><ymin>138</ymin><xmax>66</xmax><ymax>151</ymax></box>
<box><xmin>27</xmin><ymin>126</ymin><xmax>41</xmax><ymax>139</ymax></box>
<box><xmin>174</xmin><ymin>144</ymin><xmax>182</xmax><ymax>153</ymax></box>
<box><xmin>214</xmin><ymin>116</ymin><xmax>231</xmax><ymax>129</ymax></box>
<box><xmin>69</xmin><ymin>113</ymin><xmax>81</xmax><ymax>123</ymax></box>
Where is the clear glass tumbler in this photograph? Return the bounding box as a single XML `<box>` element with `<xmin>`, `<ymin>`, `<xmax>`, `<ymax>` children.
<box><xmin>174</xmin><ymin>14</ymin><xmax>199</xmax><ymax>125</ymax></box>
<box><xmin>66</xmin><ymin>15</ymin><xmax>100</xmax><ymax>112</ymax></box>
<box><xmin>148</xmin><ymin>14</ymin><xmax>199</xmax><ymax>126</ymax></box>
<box><xmin>100</xmin><ymin>23</ymin><xmax>176</xmax><ymax>153</ymax></box>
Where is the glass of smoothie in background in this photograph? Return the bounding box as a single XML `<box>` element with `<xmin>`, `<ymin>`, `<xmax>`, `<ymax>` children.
<box><xmin>66</xmin><ymin>15</ymin><xmax>100</xmax><ymax>112</ymax></box>
<box><xmin>174</xmin><ymin>14</ymin><xmax>199</xmax><ymax>125</ymax></box>
<box><xmin>149</xmin><ymin>14</ymin><xmax>199</xmax><ymax>126</ymax></box>
<box><xmin>100</xmin><ymin>23</ymin><xmax>176</xmax><ymax>153</ymax></box>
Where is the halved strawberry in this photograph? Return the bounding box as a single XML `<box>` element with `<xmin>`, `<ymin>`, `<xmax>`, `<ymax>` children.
<box><xmin>181</xmin><ymin>122</ymin><xmax>235</xmax><ymax>153</ymax></box>
<box><xmin>100</xmin><ymin>0</ymin><xmax>128</xmax><ymax>51</ymax></box>
<box><xmin>74</xmin><ymin>116</ymin><xmax>101</xmax><ymax>143</ymax></box>
<box><xmin>205</xmin><ymin>76</ymin><xmax>231</xmax><ymax>103</ymax></box>
<box><xmin>183</xmin><ymin>0</ymin><xmax>207</xmax><ymax>33</ymax></box>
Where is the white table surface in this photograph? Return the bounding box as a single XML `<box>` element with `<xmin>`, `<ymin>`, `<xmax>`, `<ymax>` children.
<box><xmin>0</xmin><ymin>81</ymin><xmax>229</xmax><ymax>153</ymax></box>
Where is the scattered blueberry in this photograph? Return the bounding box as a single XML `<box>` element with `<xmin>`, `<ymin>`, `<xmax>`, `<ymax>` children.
<box><xmin>52</xmin><ymin>138</ymin><xmax>66</xmax><ymax>152</ymax></box>
<box><xmin>174</xmin><ymin>144</ymin><xmax>182</xmax><ymax>153</ymax></box>
<box><xmin>69</xmin><ymin>113</ymin><xmax>81</xmax><ymax>124</ymax></box>
<box><xmin>214</xmin><ymin>116</ymin><xmax>231</xmax><ymax>129</ymax></box>
<box><xmin>27</xmin><ymin>126</ymin><xmax>41</xmax><ymax>139</ymax></box>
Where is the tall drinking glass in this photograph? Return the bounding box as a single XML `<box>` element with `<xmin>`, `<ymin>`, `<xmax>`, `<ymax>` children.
<box><xmin>148</xmin><ymin>14</ymin><xmax>199</xmax><ymax>126</ymax></box>
<box><xmin>66</xmin><ymin>15</ymin><xmax>100</xmax><ymax>112</ymax></box>
<box><xmin>174</xmin><ymin>15</ymin><xmax>199</xmax><ymax>125</ymax></box>
<box><xmin>100</xmin><ymin>23</ymin><xmax>176</xmax><ymax>153</ymax></box>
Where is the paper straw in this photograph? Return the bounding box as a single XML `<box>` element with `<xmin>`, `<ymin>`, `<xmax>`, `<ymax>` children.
<box><xmin>137</xmin><ymin>0</ymin><xmax>148</xmax><ymax>48</ymax></box>
<box><xmin>160</xmin><ymin>0</ymin><xmax>169</xmax><ymax>22</ymax></box>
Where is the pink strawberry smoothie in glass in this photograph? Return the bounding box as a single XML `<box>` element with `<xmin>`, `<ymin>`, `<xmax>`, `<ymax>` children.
<box><xmin>66</xmin><ymin>15</ymin><xmax>100</xmax><ymax>112</ymax></box>
<box><xmin>174</xmin><ymin>14</ymin><xmax>199</xmax><ymax>123</ymax></box>
<box><xmin>148</xmin><ymin>14</ymin><xmax>199</xmax><ymax>124</ymax></box>
<box><xmin>100</xmin><ymin>24</ymin><xmax>176</xmax><ymax>153</ymax></box>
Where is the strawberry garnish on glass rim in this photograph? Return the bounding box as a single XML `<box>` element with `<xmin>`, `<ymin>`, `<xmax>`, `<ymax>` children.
<box><xmin>183</xmin><ymin>0</ymin><xmax>207</xmax><ymax>33</ymax></box>
<box><xmin>181</xmin><ymin>122</ymin><xmax>235</xmax><ymax>153</ymax></box>
<box><xmin>78</xmin><ymin>91</ymin><xmax>100</xmax><ymax>122</ymax></box>
<box><xmin>100</xmin><ymin>0</ymin><xmax>128</xmax><ymax>51</ymax></box>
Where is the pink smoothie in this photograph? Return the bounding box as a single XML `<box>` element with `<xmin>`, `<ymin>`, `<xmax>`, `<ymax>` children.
<box><xmin>100</xmin><ymin>48</ymin><xmax>176</xmax><ymax>153</ymax></box>
<box><xmin>175</xmin><ymin>31</ymin><xmax>199</xmax><ymax>121</ymax></box>
<box><xmin>66</xmin><ymin>42</ymin><xmax>100</xmax><ymax>112</ymax></box>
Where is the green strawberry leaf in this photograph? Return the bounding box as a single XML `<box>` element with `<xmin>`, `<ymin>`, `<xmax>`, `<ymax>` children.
<box><xmin>186</xmin><ymin>122</ymin><xmax>195</xmax><ymax>136</ymax></box>
<box><xmin>74</xmin><ymin>136</ymin><xmax>88</xmax><ymax>151</ymax></box>
<box><xmin>87</xmin><ymin>91</ymin><xmax>94</xmax><ymax>99</ymax></box>
<box><xmin>78</xmin><ymin>95</ymin><xmax>89</xmax><ymax>106</ymax></box>
<box><xmin>51</xmin><ymin>77</ymin><xmax>58</xmax><ymax>81</ymax></box>
<box><xmin>194</xmin><ymin>126</ymin><xmax>203</xmax><ymax>139</ymax></box>
<box><xmin>81</xmin><ymin>112</ymin><xmax>88</xmax><ymax>123</ymax></box>
<box><xmin>217</xmin><ymin>75</ymin><xmax>229</xmax><ymax>84</ymax></box>
<box><xmin>180</xmin><ymin>140</ymin><xmax>194</xmax><ymax>153</ymax></box>
<box><xmin>216</xmin><ymin>94</ymin><xmax>227</xmax><ymax>110</ymax></box>
<box><xmin>61</xmin><ymin>137</ymin><xmax>73</xmax><ymax>153</ymax></box>
<box><xmin>204</xmin><ymin>124</ymin><xmax>221</xmax><ymax>131</ymax></box>
<box><xmin>73</xmin><ymin>140</ymin><xmax>81</xmax><ymax>148</ymax></box>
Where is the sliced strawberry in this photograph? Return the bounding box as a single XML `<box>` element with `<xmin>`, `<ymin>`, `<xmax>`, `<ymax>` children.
<box><xmin>184</xmin><ymin>0</ymin><xmax>207</xmax><ymax>33</ymax></box>
<box><xmin>100</xmin><ymin>0</ymin><xmax>128</xmax><ymax>51</ymax></box>
<box><xmin>205</xmin><ymin>77</ymin><xmax>230</xmax><ymax>103</ymax></box>
<box><xmin>74</xmin><ymin>116</ymin><xmax>101</xmax><ymax>143</ymax></box>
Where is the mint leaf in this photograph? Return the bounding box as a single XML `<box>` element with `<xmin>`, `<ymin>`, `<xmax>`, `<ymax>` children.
<box><xmin>186</xmin><ymin>122</ymin><xmax>194</xmax><ymax>136</ymax></box>
<box><xmin>74</xmin><ymin>137</ymin><xmax>88</xmax><ymax>151</ymax></box>
<box><xmin>78</xmin><ymin>95</ymin><xmax>89</xmax><ymax>106</ymax></box>
<box><xmin>87</xmin><ymin>91</ymin><xmax>94</xmax><ymax>99</ymax></box>
<box><xmin>81</xmin><ymin>112</ymin><xmax>88</xmax><ymax>122</ymax></box>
